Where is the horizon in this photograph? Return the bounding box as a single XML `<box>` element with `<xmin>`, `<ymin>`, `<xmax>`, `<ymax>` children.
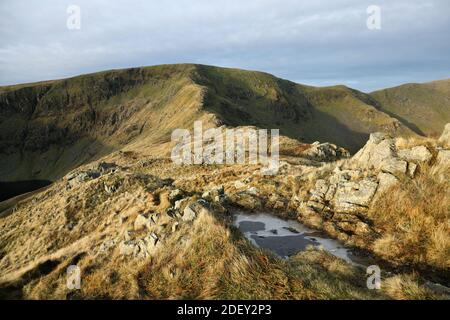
<box><xmin>1</xmin><ymin>62</ymin><xmax>449</xmax><ymax>93</ymax></box>
<box><xmin>1</xmin><ymin>0</ymin><xmax>449</xmax><ymax>92</ymax></box>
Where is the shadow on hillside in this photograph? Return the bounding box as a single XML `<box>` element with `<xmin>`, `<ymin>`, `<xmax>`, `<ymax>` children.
<box><xmin>378</xmin><ymin>109</ymin><xmax>426</xmax><ymax>136</ymax></box>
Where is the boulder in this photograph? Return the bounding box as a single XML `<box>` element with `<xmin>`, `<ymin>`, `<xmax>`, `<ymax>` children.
<box><xmin>97</xmin><ymin>161</ymin><xmax>118</xmax><ymax>173</ymax></box>
<box><xmin>352</xmin><ymin>132</ymin><xmax>407</xmax><ymax>175</ymax></box>
<box><xmin>398</xmin><ymin>146</ymin><xmax>432</xmax><ymax>163</ymax></box>
<box><xmin>438</xmin><ymin>123</ymin><xmax>450</xmax><ymax>147</ymax></box>
<box><xmin>377</xmin><ymin>172</ymin><xmax>398</xmax><ymax>193</ymax></box>
<box><xmin>332</xmin><ymin>179</ymin><xmax>378</xmax><ymax>213</ymax></box>
<box><xmin>174</xmin><ymin>198</ymin><xmax>188</xmax><ymax>211</ymax></box>
<box><xmin>183</xmin><ymin>205</ymin><xmax>196</xmax><ymax>221</ymax></box>
<box><xmin>234</xmin><ymin>181</ymin><xmax>246</xmax><ymax>189</ymax></box>
<box><xmin>202</xmin><ymin>185</ymin><xmax>224</xmax><ymax>202</ymax></box>
<box><xmin>353</xmin><ymin>133</ymin><xmax>395</xmax><ymax>166</ymax></box>
<box><xmin>303</xmin><ymin>142</ymin><xmax>350</xmax><ymax>162</ymax></box>
<box><xmin>169</xmin><ymin>189</ymin><xmax>183</xmax><ymax>201</ymax></box>
<box><xmin>119</xmin><ymin>241</ymin><xmax>135</xmax><ymax>256</ymax></box>
<box><xmin>134</xmin><ymin>214</ymin><xmax>148</xmax><ymax>230</ymax></box>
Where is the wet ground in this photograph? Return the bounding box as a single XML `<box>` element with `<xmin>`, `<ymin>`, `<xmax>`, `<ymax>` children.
<box><xmin>234</xmin><ymin>212</ymin><xmax>368</xmax><ymax>266</ymax></box>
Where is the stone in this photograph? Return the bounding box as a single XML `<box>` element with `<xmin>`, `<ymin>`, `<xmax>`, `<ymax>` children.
<box><xmin>134</xmin><ymin>214</ymin><xmax>148</xmax><ymax>230</ymax></box>
<box><xmin>234</xmin><ymin>181</ymin><xmax>246</xmax><ymax>189</ymax></box>
<box><xmin>174</xmin><ymin>198</ymin><xmax>188</xmax><ymax>210</ymax></box>
<box><xmin>303</xmin><ymin>142</ymin><xmax>350</xmax><ymax>162</ymax></box>
<box><xmin>104</xmin><ymin>183</ymin><xmax>118</xmax><ymax>194</ymax></box>
<box><xmin>381</xmin><ymin>158</ymin><xmax>407</xmax><ymax>175</ymax></box>
<box><xmin>169</xmin><ymin>189</ymin><xmax>183</xmax><ymax>201</ymax></box>
<box><xmin>68</xmin><ymin>170</ymin><xmax>101</xmax><ymax>183</ymax></box>
<box><xmin>436</xmin><ymin>149</ymin><xmax>450</xmax><ymax>167</ymax></box>
<box><xmin>182</xmin><ymin>204</ymin><xmax>197</xmax><ymax>222</ymax></box>
<box><xmin>97</xmin><ymin>161</ymin><xmax>118</xmax><ymax>173</ymax></box>
<box><xmin>407</xmin><ymin>162</ymin><xmax>418</xmax><ymax>178</ymax></box>
<box><xmin>377</xmin><ymin>172</ymin><xmax>398</xmax><ymax>193</ymax></box>
<box><xmin>119</xmin><ymin>241</ymin><xmax>135</xmax><ymax>256</ymax></box>
<box><xmin>438</xmin><ymin>123</ymin><xmax>450</xmax><ymax>147</ymax></box>
<box><xmin>352</xmin><ymin>133</ymin><xmax>396</xmax><ymax>168</ymax></box>
<box><xmin>247</xmin><ymin>187</ymin><xmax>259</xmax><ymax>195</ymax></box>
<box><xmin>332</xmin><ymin>179</ymin><xmax>378</xmax><ymax>213</ymax></box>
<box><xmin>398</xmin><ymin>146</ymin><xmax>432</xmax><ymax>163</ymax></box>
<box><xmin>433</xmin><ymin>149</ymin><xmax>450</xmax><ymax>175</ymax></box>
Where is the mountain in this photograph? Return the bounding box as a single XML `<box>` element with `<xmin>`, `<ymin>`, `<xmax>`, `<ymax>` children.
<box><xmin>2</xmin><ymin>64</ymin><xmax>446</xmax><ymax>182</ymax></box>
<box><xmin>370</xmin><ymin>79</ymin><xmax>450</xmax><ymax>137</ymax></box>
<box><xmin>1</xmin><ymin>64</ymin><xmax>449</xmax><ymax>300</ymax></box>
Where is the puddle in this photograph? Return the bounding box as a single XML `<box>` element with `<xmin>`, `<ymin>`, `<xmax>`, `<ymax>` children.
<box><xmin>234</xmin><ymin>212</ymin><xmax>366</xmax><ymax>266</ymax></box>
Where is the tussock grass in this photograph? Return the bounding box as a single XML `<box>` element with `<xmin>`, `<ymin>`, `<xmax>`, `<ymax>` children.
<box><xmin>368</xmin><ymin>166</ymin><xmax>450</xmax><ymax>272</ymax></box>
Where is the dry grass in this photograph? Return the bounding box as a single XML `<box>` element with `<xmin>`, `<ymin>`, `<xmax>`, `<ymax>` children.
<box><xmin>368</xmin><ymin>165</ymin><xmax>450</xmax><ymax>272</ymax></box>
<box><xmin>383</xmin><ymin>274</ymin><xmax>448</xmax><ymax>300</ymax></box>
<box><xmin>137</xmin><ymin>210</ymin><xmax>384</xmax><ymax>299</ymax></box>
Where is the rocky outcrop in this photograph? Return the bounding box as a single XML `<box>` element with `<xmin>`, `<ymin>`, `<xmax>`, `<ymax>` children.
<box><xmin>352</xmin><ymin>133</ymin><xmax>407</xmax><ymax>175</ymax></box>
<box><xmin>303</xmin><ymin>142</ymin><xmax>350</xmax><ymax>162</ymax></box>
<box><xmin>438</xmin><ymin>123</ymin><xmax>450</xmax><ymax>147</ymax></box>
<box><xmin>298</xmin><ymin>131</ymin><xmax>439</xmax><ymax>237</ymax></box>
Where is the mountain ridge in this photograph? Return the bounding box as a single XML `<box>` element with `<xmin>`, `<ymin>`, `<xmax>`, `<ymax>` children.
<box><xmin>0</xmin><ymin>63</ymin><xmax>447</xmax><ymax>181</ymax></box>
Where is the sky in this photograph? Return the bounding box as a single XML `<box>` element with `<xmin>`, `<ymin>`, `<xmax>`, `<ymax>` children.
<box><xmin>0</xmin><ymin>0</ymin><xmax>449</xmax><ymax>92</ymax></box>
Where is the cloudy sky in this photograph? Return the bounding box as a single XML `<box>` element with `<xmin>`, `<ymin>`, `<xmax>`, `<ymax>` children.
<box><xmin>0</xmin><ymin>0</ymin><xmax>449</xmax><ymax>92</ymax></box>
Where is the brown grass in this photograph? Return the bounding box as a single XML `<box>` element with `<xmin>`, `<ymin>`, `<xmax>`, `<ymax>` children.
<box><xmin>368</xmin><ymin>165</ymin><xmax>450</xmax><ymax>272</ymax></box>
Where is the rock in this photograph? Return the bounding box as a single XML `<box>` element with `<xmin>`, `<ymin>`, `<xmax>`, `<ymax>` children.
<box><xmin>104</xmin><ymin>182</ymin><xmax>118</xmax><ymax>194</ymax></box>
<box><xmin>433</xmin><ymin>149</ymin><xmax>450</xmax><ymax>175</ymax></box>
<box><xmin>171</xmin><ymin>222</ymin><xmax>179</xmax><ymax>233</ymax></box>
<box><xmin>381</xmin><ymin>158</ymin><xmax>407</xmax><ymax>175</ymax></box>
<box><xmin>174</xmin><ymin>198</ymin><xmax>188</xmax><ymax>211</ymax></box>
<box><xmin>97</xmin><ymin>161</ymin><xmax>118</xmax><ymax>173</ymax></box>
<box><xmin>119</xmin><ymin>241</ymin><xmax>135</xmax><ymax>256</ymax></box>
<box><xmin>377</xmin><ymin>172</ymin><xmax>398</xmax><ymax>193</ymax></box>
<box><xmin>134</xmin><ymin>214</ymin><xmax>148</xmax><ymax>230</ymax></box>
<box><xmin>398</xmin><ymin>146</ymin><xmax>432</xmax><ymax>163</ymax></box>
<box><xmin>169</xmin><ymin>189</ymin><xmax>183</xmax><ymax>201</ymax></box>
<box><xmin>182</xmin><ymin>204</ymin><xmax>198</xmax><ymax>222</ymax></box>
<box><xmin>407</xmin><ymin>162</ymin><xmax>418</xmax><ymax>178</ymax></box>
<box><xmin>436</xmin><ymin>149</ymin><xmax>450</xmax><ymax>167</ymax></box>
<box><xmin>99</xmin><ymin>239</ymin><xmax>116</xmax><ymax>253</ymax></box>
<box><xmin>202</xmin><ymin>185</ymin><xmax>224</xmax><ymax>202</ymax></box>
<box><xmin>303</xmin><ymin>142</ymin><xmax>350</xmax><ymax>162</ymax></box>
<box><xmin>353</xmin><ymin>133</ymin><xmax>395</xmax><ymax>166</ymax></box>
<box><xmin>234</xmin><ymin>181</ymin><xmax>246</xmax><ymax>189</ymax></box>
<box><xmin>69</xmin><ymin>170</ymin><xmax>101</xmax><ymax>183</ymax></box>
<box><xmin>247</xmin><ymin>187</ymin><xmax>259</xmax><ymax>195</ymax></box>
<box><xmin>438</xmin><ymin>123</ymin><xmax>450</xmax><ymax>147</ymax></box>
<box><xmin>332</xmin><ymin>179</ymin><xmax>378</xmax><ymax>213</ymax></box>
<box><xmin>352</xmin><ymin>132</ymin><xmax>407</xmax><ymax>175</ymax></box>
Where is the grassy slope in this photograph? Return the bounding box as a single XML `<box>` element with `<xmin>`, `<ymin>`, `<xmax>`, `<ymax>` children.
<box><xmin>371</xmin><ymin>79</ymin><xmax>450</xmax><ymax>137</ymax></box>
<box><xmin>0</xmin><ymin>64</ymin><xmax>431</xmax><ymax>181</ymax></box>
<box><xmin>194</xmin><ymin>65</ymin><xmax>415</xmax><ymax>153</ymax></box>
<box><xmin>0</xmin><ymin>65</ymin><xmax>207</xmax><ymax>180</ymax></box>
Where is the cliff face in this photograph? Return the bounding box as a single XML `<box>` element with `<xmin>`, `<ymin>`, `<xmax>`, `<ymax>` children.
<box><xmin>0</xmin><ymin>65</ymin><xmax>205</xmax><ymax>180</ymax></box>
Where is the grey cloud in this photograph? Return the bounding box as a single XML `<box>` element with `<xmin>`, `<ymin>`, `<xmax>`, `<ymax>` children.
<box><xmin>0</xmin><ymin>0</ymin><xmax>449</xmax><ymax>92</ymax></box>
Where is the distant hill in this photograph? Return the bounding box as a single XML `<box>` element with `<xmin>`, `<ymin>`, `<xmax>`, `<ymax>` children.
<box><xmin>371</xmin><ymin>79</ymin><xmax>450</xmax><ymax>137</ymax></box>
<box><xmin>1</xmin><ymin>64</ymin><xmax>446</xmax><ymax>181</ymax></box>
